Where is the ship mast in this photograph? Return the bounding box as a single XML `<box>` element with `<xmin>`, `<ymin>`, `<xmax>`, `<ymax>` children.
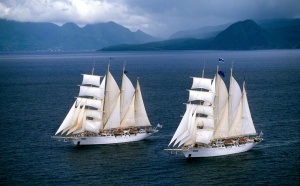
<box><xmin>102</xmin><ymin>58</ymin><xmax>111</xmax><ymax>130</ymax></box>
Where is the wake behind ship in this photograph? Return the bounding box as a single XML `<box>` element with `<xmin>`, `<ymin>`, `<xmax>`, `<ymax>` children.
<box><xmin>52</xmin><ymin>65</ymin><xmax>158</xmax><ymax>145</ymax></box>
<box><xmin>165</xmin><ymin>62</ymin><xmax>263</xmax><ymax>158</ymax></box>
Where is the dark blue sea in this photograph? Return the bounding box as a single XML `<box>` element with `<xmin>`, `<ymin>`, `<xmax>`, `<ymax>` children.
<box><xmin>0</xmin><ymin>50</ymin><xmax>299</xmax><ymax>185</ymax></box>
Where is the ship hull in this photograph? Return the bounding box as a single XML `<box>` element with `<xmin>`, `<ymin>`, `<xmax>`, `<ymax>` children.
<box><xmin>181</xmin><ymin>142</ymin><xmax>257</xmax><ymax>158</ymax></box>
<box><xmin>69</xmin><ymin>132</ymin><xmax>155</xmax><ymax>145</ymax></box>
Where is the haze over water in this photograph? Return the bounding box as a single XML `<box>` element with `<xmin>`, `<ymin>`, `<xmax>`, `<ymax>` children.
<box><xmin>0</xmin><ymin>50</ymin><xmax>299</xmax><ymax>185</ymax></box>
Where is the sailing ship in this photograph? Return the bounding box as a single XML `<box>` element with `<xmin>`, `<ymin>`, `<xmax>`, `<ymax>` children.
<box><xmin>52</xmin><ymin>65</ymin><xmax>158</xmax><ymax>145</ymax></box>
<box><xmin>165</xmin><ymin>64</ymin><xmax>263</xmax><ymax>158</ymax></box>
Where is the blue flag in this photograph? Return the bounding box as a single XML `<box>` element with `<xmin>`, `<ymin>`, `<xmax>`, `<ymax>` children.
<box><xmin>259</xmin><ymin>131</ymin><xmax>264</xmax><ymax>137</ymax></box>
<box><xmin>156</xmin><ymin>123</ymin><xmax>163</xmax><ymax>128</ymax></box>
<box><xmin>218</xmin><ymin>70</ymin><xmax>225</xmax><ymax>77</ymax></box>
<box><xmin>218</xmin><ymin>58</ymin><xmax>225</xmax><ymax>63</ymax></box>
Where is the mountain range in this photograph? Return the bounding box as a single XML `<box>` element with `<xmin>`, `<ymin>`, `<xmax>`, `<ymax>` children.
<box><xmin>0</xmin><ymin>19</ymin><xmax>159</xmax><ymax>51</ymax></box>
<box><xmin>101</xmin><ymin>19</ymin><xmax>300</xmax><ymax>51</ymax></box>
<box><xmin>1</xmin><ymin>18</ymin><xmax>299</xmax><ymax>51</ymax></box>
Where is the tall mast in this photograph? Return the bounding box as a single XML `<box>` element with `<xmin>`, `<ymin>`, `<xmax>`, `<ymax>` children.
<box><xmin>200</xmin><ymin>62</ymin><xmax>205</xmax><ymax>105</ymax></box>
<box><xmin>102</xmin><ymin>59</ymin><xmax>111</xmax><ymax>129</ymax></box>
<box><xmin>214</xmin><ymin>64</ymin><xmax>220</xmax><ymax>135</ymax></box>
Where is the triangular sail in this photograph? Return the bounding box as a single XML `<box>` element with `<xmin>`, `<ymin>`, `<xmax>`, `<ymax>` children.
<box><xmin>168</xmin><ymin>65</ymin><xmax>258</xmax><ymax>148</ymax></box>
<box><xmin>56</xmin><ymin>66</ymin><xmax>154</xmax><ymax>137</ymax></box>
<box><xmin>120</xmin><ymin>72</ymin><xmax>135</xmax><ymax>122</ymax></box>
<box><xmin>213</xmin><ymin>101</ymin><xmax>229</xmax><ymax>139</ymax></box>
<box><xmin>134</xmin><ymin>79</ymin><xmax>151</xmax><ymax>127</ymax></box>
<box><xmin>228</xmin><ymin>72</ymin><xmax>242</xmax><ymax>128</ymax></box>
<box><xmin>183</xmin><ymin>109</ymin><xmax>198</xmax><ymax>146</ymax></box>
<box><xmin>213</xmin><ymin>73</ymin><xmax>229</xmax><ymax>138</ymax></box>
<box><xmin>62</xmin><ymin>100</ymin><xmax>83</xmax><ymax>134</ymax></box>
<box><xmin>73</xmin><ymin>110</ymin><xmax>87</xmax><ymax>134</ymax></box>
<box><xmin>120</xmin><ymin>95</ymin><xmax>135</xmax><ymax>128</ymax></box>
<box><xmin>55</xmin><ymin>102</ymin><xmax>76</xmax><ymax>135</ymax></box>
<box><xmin>104</xmin><ymin>95</ymin><xmax>121</xmax><ymax>130</ymax></box>
<box><xmin>169</xmin><ymin>104</ymin><xmax>192</xmax><ymax>146</ymax></box>
<box><xmin>67</xmin><ymin>104</ymin><xmax>86</xmax><ymax>135</ymax></box>
<box><xmin>228</xmin><ymin>101</ymin><xmax>242</xmax><ymax>136</ymax></box>
<box><xmin>103</xmin><ymin>70</ymin><xmax>120</xmax><ymax>126</ymax></box>
<box><xmin>241</xmin><ymin>82</ymin><xmax>256</xmax><ymax>135</ymax></box>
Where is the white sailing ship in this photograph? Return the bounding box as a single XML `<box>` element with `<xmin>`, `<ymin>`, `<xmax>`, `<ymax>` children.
<box><xmin>166</xmin><ymin>65</ymin><xmax>263</xmax><ymax>158</ymax></box>
<box><xmin>53</xmin><ymin>65</ymin><xmax>158</xmax><ymax>145</ymax></box>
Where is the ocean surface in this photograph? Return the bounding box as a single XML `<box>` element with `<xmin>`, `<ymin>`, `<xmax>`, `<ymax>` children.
<box><xmin>0</xmin><ymin>50</ymin><xmax>299</xmax><ymax>185</ymax></box>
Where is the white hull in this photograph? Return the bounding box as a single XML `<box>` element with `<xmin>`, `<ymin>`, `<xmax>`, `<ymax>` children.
<box><xmin>68</xmin><ymin>132</ymin><xmax>155</xmax><ymax>145</ymax></box>
<box><xmin>181</xmin><ymin>142</ymin><xmax>257</xmax><ymax>158</ymax></box>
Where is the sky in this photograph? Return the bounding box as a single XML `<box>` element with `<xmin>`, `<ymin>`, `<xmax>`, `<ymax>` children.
<box><xmin>0</xmin><ymin>0</ymin><xmax>299</xmax><ymax>38</ymax></box>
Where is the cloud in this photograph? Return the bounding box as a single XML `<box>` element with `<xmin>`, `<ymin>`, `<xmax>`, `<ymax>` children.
<box><xmin>0</xmin><ymin>0</ymin><xmax>299</xmax><ymax>38</ymax></box>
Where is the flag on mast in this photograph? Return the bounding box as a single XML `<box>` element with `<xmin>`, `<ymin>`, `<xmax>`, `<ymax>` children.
<box><xmin>156</xmin><ymin>123</ymin><xmax>163</xmax><ymax>128</ymax></box>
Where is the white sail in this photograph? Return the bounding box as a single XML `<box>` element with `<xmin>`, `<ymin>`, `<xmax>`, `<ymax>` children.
<box><xmin>99</xmin><ymin>75</ymin><xmax>106</xmax><ymax>100</ymax></box>
<box><xmin>85</xmin><ymin>119</ymin><xmax>102</xmax><ymax>133</ymax></box>
<box><xmin>104</xmin><ymin>95</ymin><xmax>121</xmax><ymax>130</ymax></box>
<box><xmin>184</xmin><ymin>109</ymin><xmax>198</xmax><ymax>146</ymax></box>
<box><xmin>67</xmin><ymin>104</ymin><xmax>86</xmax><ymax>135</ymax></box>
<box><xmin>120</xmin><ymin>73</ymin><xmax>135</xmax><ymax>121</ymax></box>
<box><xmin>135</xmin><ymin>79</ymin><xmax>151</xmax><ymax>127</ymax></box>
<box><xmin>78</xmin><ymin>86</ymin><xmax>102</xmax><ymax>99</ymax></box>
<box><xmin>73</xmin><ymin>112</ymin><xmax>87</xmax><ymax>134</ymax></box>
<box><xmin>62</xmin><ymin>101</ymin><xmax>83</xmax><ymax>134</ymax></box>
<box><xmin>213</xmin><ymin>74</ymin><xmax>228</xmax><ymax>130</ymax></box>
<box><xmin>82</xmin><ymin>74</ymin><xmax>101</xmax><ymax>87</ymax></box>
<box><xmin>228</xmin><ymin>74</ymin><xmax>242</xmax><ymax>128</ymax></box>
<box><xmin>103</xmin><ymin>71</ymin><xmax>120</xmax><ymax>124</ymax></box>
<box><xmin>169</xmin><ymin>104</ymin><xmax>192</xmax><ymax>146</ymax></box>
<box><xmin>241</xmin><ymin>83</ymin><xmax>256</xmax><ymax>135</ymax></box>
<box><xmin>76</xmin><ymin>98</ymin><xmax>103</xmax><ymax>109</ymax></box>
<box><xmin>195</xmin><ymin>105</ymin><xmax>213</xmax><ymax>116</ymax></box>
<box><xmin>174</xmin><ymin>104</ymin><xmax>197</xmax><ymax>147</ymax></box>
<box><xmin>54</xmin><ymin>66</ymin><xmax>156</xmax><ymax>144</ymax></box>
<box><xmin>120</xmin><ymin>95</ymin><xmax>135</xmax><ymax>128</ymax></box>
<box><xmin>55</xmin><ymin>101</ymin><xmax>76</xmax><ymax>135</ymax></box>
<box><xmin>166</xmin><ymin>66</ymin><xmax>261</xmax><ymax>157</ymax></box>
<box><xmin>213</xmin><ymin>101</ymin><xmax>229</xmax><ymax>139</ymax></box>
<box><xmin>175</xmin><ymin>132</ymin><xmax>191</xmax><ymax>147</ymax></box>
<box><xmin>228</xmin><ymin>101</ymin><xmax>242</xmax><ymax>137</ymax></box>
<box><xmin>191</xmin><ymin>77</ymin><xmax>213</xmax><ymax>91</ymax></box>
<box><xmin>195</xmin><ymin>117</ymin><xmax>214</xmax><ymax>129</ymax></box>
<box><xmin>86</xmin><ymin>110</ymin><xmax>102</xmax><ymax>120</ymax></box>
<box><xmin>188</xmin><ymin>90</ymin><xmax>214</xmax><ymax>103</ymax></box>
<box><xmin>196</xmin><ymin>129</ymin><xmax>214</xmax><ymax>144</ymax></box>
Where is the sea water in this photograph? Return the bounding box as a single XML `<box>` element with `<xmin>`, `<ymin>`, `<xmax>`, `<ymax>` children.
<box><xmin>0</xmin><ymin>50</ymin><xmax>299</xmax><ymax>185</ymax></box>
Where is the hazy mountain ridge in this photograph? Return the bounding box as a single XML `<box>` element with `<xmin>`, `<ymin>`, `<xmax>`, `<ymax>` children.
<box><xmin>168</xmin><ymin>23</ymin><xmax>232</xmax><ymax>40</ymax></box>
<box><xmin>0</xmin><ymin>19</ymin><xmax>159</xmax><ymax>51</ymax></box>
<box><xmin>101</xmin><ymin>19</ymin><xmax>300</xmax><ymax>51</ymax></box>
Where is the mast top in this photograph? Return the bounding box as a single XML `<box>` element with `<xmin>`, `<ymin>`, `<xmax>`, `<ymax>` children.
<box><xmin>92</xmin><ymin>62</ymin><xmax>95</xmax><ymax>75</ymax></box>
<box><xmin>123</xmin><ymin>60</ymin><xmax>126</xmax><ymax>74</ymax></box>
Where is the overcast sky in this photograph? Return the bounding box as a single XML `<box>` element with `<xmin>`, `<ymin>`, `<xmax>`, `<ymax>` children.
<box><xmin>0</xmin><ymin>0</ymin><xmax>299</xmax><ymax>38</ymax></box>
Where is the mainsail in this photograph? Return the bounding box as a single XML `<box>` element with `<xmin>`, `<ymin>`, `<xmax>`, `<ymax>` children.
<box><xmin>55</xmin><ymin>66</ymin><xmax>152</xmax><ymax>136</ymax></box>
<box><xmin>169</xmin><ymin>66</ymin><xmax>257</xmax><ymax>147</ymax></box>
<box><xmin>102</xmin><ymin>69</ymin><xmax>120</xmax><ymax>126</ymax></box>
<box><xmin>120</xmin><ymin>69</ymin><xmax>135</xmax><ymax>128</ymax></box>
<box><xmin>134</xmin><ymin>79</ymin><xmax>152</xmax><ymax>127</ymax></box>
